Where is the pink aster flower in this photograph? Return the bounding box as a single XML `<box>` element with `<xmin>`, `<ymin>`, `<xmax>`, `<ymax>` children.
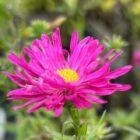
<box><xmin>5</xmin><ymin>28</ymin><xmax>132</xmax><ymax>116</ymax></box>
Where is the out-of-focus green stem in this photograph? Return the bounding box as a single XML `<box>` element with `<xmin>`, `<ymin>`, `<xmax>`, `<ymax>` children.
<box><xmin>69</xmin><ymin>108</ymin><xmax>80</xmax><ymax>139</ymax></box>
<box><xmin>65</xmin><ymin>105</ymin><xmax>81</xmax><ymax>140</ymax></box>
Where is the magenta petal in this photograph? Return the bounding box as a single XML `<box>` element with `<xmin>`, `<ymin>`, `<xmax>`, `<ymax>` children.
<box><xmin>3</xmin><ymin>72</ymin><xmax>25</xmax><ymax>87</ymax></box>
<box><xmin>98</xmin><ymin>49</ymin><xmax>115</xmax><ymax>64</ymax></box>
<box><xmin>85</xmin><ymin>62</ymin><xmax>110</xmax><ymax>81</ymax></box>
<box><xmin>7</xmin><ymin>88</ymin><xmax>26</xmax><ymax>97</ymax></box>
<box><xmin>109</xmin><ymin>51</ymin><xmax>123</xmax><ymax>62</ymax></box>
<box><xmin>70</xmin><ymin>32</ymin><xmax>78</xmax><ymax>53</ymax></box>
<box><xmin>27</xmin><ymin>99</ymin><xmax>47</xmax><ymax>112</ymax></box>
<box><xmin>106</xmin><ymin>65</ymin><xmax>132</xmax><ymax>79</ymax></box>
<box><xmin>85</xmin><ymin>95</ymin><xmax>107</xmax><ymax>104</ymax></box>
<box><xmin>72</xmin><ymin>97</ymin><xmax>91</xmax><ymax>109</ymax></box>
<box><xmin>54</xmin><ymin>106</ymin><xmax>63</xmax><ymax>117</ymax></box>
<box><xmin>111</xmin><ymin>84</ymin><xmax>132</xmax><ymax>91</ymax></box>
<box><xmin>12</xmin><ymin>97</ymin><xmax>44</xmax><ymax>110</ymax></box>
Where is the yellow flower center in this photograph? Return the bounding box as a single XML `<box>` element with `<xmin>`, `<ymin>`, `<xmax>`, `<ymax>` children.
<box><xmin>57</xmin><ymin>68</ymin><xmax>79</xmax><ymax>82</ymax></box>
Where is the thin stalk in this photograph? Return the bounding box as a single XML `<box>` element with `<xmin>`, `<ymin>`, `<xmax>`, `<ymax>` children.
<box><xmin>65</xmin><ymin>105</ymin><xmax>81</xmax><ymax>140</ymax></box>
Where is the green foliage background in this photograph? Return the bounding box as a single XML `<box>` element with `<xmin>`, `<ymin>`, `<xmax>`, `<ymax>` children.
<box><xmin>0</xmin><ymin>0</ymin><xmax>140</xmax><ymax>140</ymax></box>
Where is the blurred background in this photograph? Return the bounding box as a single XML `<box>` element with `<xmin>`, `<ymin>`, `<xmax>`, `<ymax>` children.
<box><xmin>0</xmin><ymin>0</ymin><xmax>140</xmax><ymax>140</ymax></box>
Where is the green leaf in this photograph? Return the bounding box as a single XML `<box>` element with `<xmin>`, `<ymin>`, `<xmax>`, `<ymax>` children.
<box><xmin>123</xmin><ymin>126</ymin><xmax>140</xmax><ymax>137</ymax></box>
<box><xmin>68</xmin><ymin>107</ymin><xmax>80</xmax><ymax>127</ymax></box>
<box><xmin>52</xmin><ymin>131</ymin><xmax>64</xmax><ymax>140</ymax></box>
<box><xmin>62</xmin><ymin>120</ymin><xmax>73</xmax><ymax>138</ymax></box>
<box><xmin>87</xmin><ymin>110</ymin><xmax>106</xmax><ymax>140</ymax></box>
<box><xmin>78</xmin><ymin>122</ymin><xmax>88</xmax><ymax>136</ymax></box>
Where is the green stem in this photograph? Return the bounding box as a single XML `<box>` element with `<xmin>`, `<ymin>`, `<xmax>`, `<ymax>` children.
<box><xmin>66</xmin><ymin>105</ymin><xmax>81</xmax><ymax>140</ymax></box>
